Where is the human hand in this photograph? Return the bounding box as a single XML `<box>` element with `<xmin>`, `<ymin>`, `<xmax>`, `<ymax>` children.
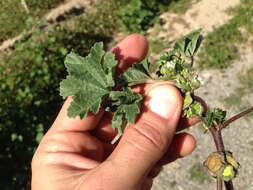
<box><xmin>31</xmin><ymin>34</ymin><xmax>198</xmax><ymax>190</ymax></box>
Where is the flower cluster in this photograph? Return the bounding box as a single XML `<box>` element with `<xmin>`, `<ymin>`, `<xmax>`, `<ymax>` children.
<box><xmin>155</xmin><ymin>47</ymin><xmax>203</xmax><ymax>118</ymax></box>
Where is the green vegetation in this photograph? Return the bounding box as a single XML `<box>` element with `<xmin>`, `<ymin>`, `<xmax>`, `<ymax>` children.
<box><xmin>117</xmin><ymin>0</ymin><xmax>166</xmax><ymax>33</ymax></box>
<box><xmin>0</xmin><ymin>0</ymin><xmax>120</xmax><ymax>188</ymax></box>
<box><xmin>0</xmin><ymin>0</ymin><xmax>197</xmax><ymax>44</ymax></box>
<box><xmin>198</xmin><ymin>0</ymin><xmax>253</xmax><ymax>69</ymax></box>
<box><xmin>59</xmin><ymin>30</ymin><xmax>204</xmax><ymax>133</ymax></box>
<box><xmin>117</xmin><ymin>0</ymin><xmax>198</xmax><ymax>33</ymax></box>
<box><xmin>60</xmin><ymin>42</ymin><xmax>144</xmax><ymax>133</ymax></box>
<box><xmin>189</xmin><ymin>163</ymin><xmax>210</xmax><ymax>184</ymax></box>
<box><xmin>0</xmin><ymin>24</ymin><xmax>112</xmax><ymax>189</ymax></box>
<box><xmin>0</xmin><ymin>0</ymin><xmax>64</xmax><ymax>43</ymax></box>
<box><xmin>198</xmin><ymin>23</ymin><xmax>244</xmax><ymax>69</ymax></box>
<box><xmin>73</xmin><ymin>0</ymin><xmax>119</xmax><ymax>38</ymax></box>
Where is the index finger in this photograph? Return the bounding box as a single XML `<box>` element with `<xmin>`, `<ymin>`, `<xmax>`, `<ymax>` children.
<box><xmin>112</xmin><ymin>34</ymin><xmax>149</xmax><ymax>78</ymax></box>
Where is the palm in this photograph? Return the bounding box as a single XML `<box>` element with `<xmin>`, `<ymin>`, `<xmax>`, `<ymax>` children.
<box><xmin>32</xmin><ymin>109</ymin><xmax>152</xmax><ymax>190</ymax></box>
<box><xmin>33</xmin><ymin>131</ymin><xmax>104</xmax><ymax>189</ymax></box>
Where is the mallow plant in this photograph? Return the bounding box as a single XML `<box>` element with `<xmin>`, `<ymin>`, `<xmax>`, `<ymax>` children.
<box><xmin>59</xmin><ymin>29</ymin><xmax>253</xmax><ymax>190</ymax></box>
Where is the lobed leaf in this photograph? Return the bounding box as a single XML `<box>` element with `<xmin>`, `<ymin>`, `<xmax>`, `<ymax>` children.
<box><xmin>204</xmin><ymin>108</ymin><xmax>227</xmax><ymax>127</ymax></box>
<box><xmin>174</xmin><ymin>29</ymin><xmax>202</xmax><ymax>57</ymax></box>
<box><xmin>60</xmin><ymin>42</ymin><xmax>117</xmax><ymax>119</ymax></box>
<box><xmin>108</xmin><ymin>87</ymin><xmax>143</xmax><ymax>133</ymax></box>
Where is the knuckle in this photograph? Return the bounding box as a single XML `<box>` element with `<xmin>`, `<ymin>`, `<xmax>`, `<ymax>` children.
<box><xmin>129</xmin><ymin>120</ymin><xmax>168</xmax><ymax>154</ymax></box>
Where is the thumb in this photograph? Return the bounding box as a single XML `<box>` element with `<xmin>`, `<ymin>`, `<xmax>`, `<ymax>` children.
<box><xmin>109</xmin><ymin>84</ymin><xmax>183</xmax><ymax>188</ymax></box>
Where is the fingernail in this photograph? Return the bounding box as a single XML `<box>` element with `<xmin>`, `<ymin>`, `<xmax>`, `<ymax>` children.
<box><xmin>148</xmin><ymin>85</ymin><xmax>179</xmax><ymax>119</ymax></box>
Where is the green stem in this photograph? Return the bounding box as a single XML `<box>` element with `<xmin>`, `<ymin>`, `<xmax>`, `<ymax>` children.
<box><xmin>127</xmin><ymin>79</ymin><xmax>175</xmax><ymax>87</ymax></box>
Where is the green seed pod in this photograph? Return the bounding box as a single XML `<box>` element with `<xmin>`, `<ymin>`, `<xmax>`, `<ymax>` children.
<box><xmin>222</xmin><ymin>165</ymin><xmax>235</xmax><ymax>181</ymax></box>
<box><xmin>183</xmin><ymin>92</ymin><xmax>193</xmax><ymax>109</ymax></box>
<box><xmin>225</xmin><ymin>151</ymin><xmax>240</xmax><ymax>170</ymax></box>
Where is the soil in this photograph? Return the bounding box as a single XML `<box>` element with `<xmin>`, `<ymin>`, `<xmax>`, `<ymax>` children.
<box><xmin>147</xmin><ymin>0</ymin><xmax>240</xmax><ymax>40</ymax></box>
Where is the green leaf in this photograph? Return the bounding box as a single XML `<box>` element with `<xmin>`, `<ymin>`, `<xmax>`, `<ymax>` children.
<box><xmin>204</xmin><ymin>108</ymin><xmax>226</xmax><ymax>127</ymax></box>
<box><xmin>202</xmin><ymin>123</ymin><xmax>210</xmax><ymax>132</ymax></box>
<box><xmin>108</xmin><ymin>87</ymin><xmax>143</xmax><ymax>133</ymax></box>
<box><xmin>174</xmin><ymin>29</ymin><xmax>202</xmax><ymax>57</ymax></box>
<box><xmin>174</xmin><ymin>39</ymin><xmax>185</xmax><ymax>56</ymax></box>
<box><xmin>36</xmin><ymin>132</ymin><xmax>44</xmax><ymax>143</ymax></box>
<box><xmin>117</xmin><ymin>59</ymin><xmax>151</xmax><ymax>86</ymax></box>
<box><xmin>186</xmin><ymin>29</ymin><xmax>202</xmax><ymax>56</ymax></box>
<box><xmin>183</xmin><ymin>101</ymin><xmax>203</xmax><ymax>118</ymax></box>
<box><xmin>213</xmin><ymin>108</ymin><xmax>227</xmax><ymax>121</ymax></box>
<box><xmin>60</xmin><ymin>42</ymin><xmax>117</xmax><ymax>119</ymax></box>
<box><xmin>111</xmin><ymin>114</ymin><xmax>123</xmax><ymax>133</ymax></box>
<box><xmin>183</xmin><ymin>92</ymin><xmax>193</xmax><ymax>109</ymax></box>
<box><xmin>60</xmin><ymin>76</ymin><xmax>82</xmax><ymax>98</ymax></box>
<box><xmin>226</xmin><ymin>152</ymin><xmax>240</xmax><ymax>170</ymax></box>
<box><xmin>205</xmin><ymin>110</ymin><xmax>214</xmax><ymax>127</ymax></box>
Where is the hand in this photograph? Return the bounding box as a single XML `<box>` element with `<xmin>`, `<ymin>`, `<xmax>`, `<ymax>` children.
<box><xmin>31</xmin><ymin>34</ymin><xmax>198</xmax><ymax>190</ymax></box>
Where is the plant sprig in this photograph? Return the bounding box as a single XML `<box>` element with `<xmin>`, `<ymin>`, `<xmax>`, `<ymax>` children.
<box><xmin>59</xmin><ymin>30</ymin><xmax>253</xmax><ymax>190</ymax></box>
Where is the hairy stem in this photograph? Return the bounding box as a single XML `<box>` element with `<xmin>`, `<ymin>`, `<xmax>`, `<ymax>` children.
<box><xmin>222</xmin><ymin>106</ymin><xmax>253</xmax><ymax>129</ymax></box>
<box><xmin>127</xmin><ymin>79</ymin><xmax>176</xmax><ymax>86</ymax></box>
<box><xmin>209</xmin><ymin>126</ymin><xmax>234</xmax><ymax>190</ymax></box>
<box><xmin>217</xmin><ymin>177</ymin><xmax>222</xmax><ymax>190</ymax></box>
<box><xmin>224</xmin><ymin>181</ymin><xmax>234</xmax><ymax>190</ymax></box>
<box><xmin>209</xmin><ymin>126</ymin><xmax>225</xmax><ymax>151</ymax></box>
<box><xmin>190</xmin><ymin>56</ymin><xmax>194</xmax><ymax>68</ymax></box>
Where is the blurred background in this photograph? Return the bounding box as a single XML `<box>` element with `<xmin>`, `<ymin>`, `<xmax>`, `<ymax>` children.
<box><xmin>0</xmin><ymin>0</ymin><xmax>253</xmax><ymax>189</ymax></box>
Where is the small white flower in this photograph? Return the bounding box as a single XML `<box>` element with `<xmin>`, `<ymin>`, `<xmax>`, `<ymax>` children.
<box><xmin>166</xmin><ymin>61</ymin><xmax>175</xmax><ymax>68</ymax></box>
<box><xmin>194</xmin><ymin>75</ymin><xmax>204</xmax><ymax>85</ymax></box>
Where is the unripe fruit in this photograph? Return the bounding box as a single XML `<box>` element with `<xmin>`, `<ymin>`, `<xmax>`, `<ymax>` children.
<box><xmin>204</xmin><ymin>151</ymin><xmax>240</xmax><ymax>181</ymax></box>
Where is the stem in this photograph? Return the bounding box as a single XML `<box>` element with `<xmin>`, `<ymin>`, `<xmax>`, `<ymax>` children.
<box><xmin>217</xmin><ymin>177</ymin><xmax>222</xmax><ymax>190</ymax></box>
<box><xmin>21</xmin><ymin>0</ymin><xmax>29</xmax><ymax>13</ymax></box>
<box><xmin>127</xmin><ymin>79</ymin><xmax>176</xmax><ymax>87</ymax></box>
<box><xmin>207</xmin><ymin>106</ymin><xmax>253</xmax><ymax>189</ymax></box>
<box><xmin>190</xmin><ymin>56</ymin><xmax>194</xmax><ymax>68</ymax></box>
<box><xmin>209</xmin><ymin>126</ymin><xmax>225</xmax><ymax>151</ymax></box>
<box><xmin>222</xmin><ymin>106</ymin><xmax>253</xmax><ymax>129</ymax></box>
<box><xmin>209</xmin><ymin>126</ymin><xmax>234</xmax><ymax>190</ymax></box>
<box><xmin>224</xmin><ymin>181</ymin><xmax>234</xmax><ymax>190</ymax></box>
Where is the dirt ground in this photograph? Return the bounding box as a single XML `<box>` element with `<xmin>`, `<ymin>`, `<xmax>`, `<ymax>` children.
<box><xmin>147</xmin><ymin>0</ymin><xmax>240</xmax><ymax>40</ymax></box>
